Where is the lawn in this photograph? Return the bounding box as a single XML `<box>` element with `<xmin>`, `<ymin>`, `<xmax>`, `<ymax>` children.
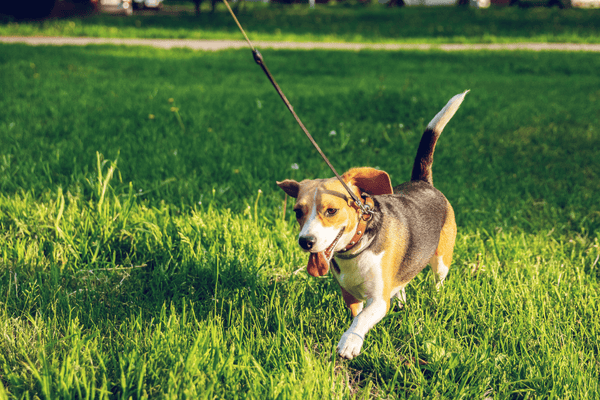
<box><xmin>1</xmin><ymin>43</ymin><xmax>599</xmax><ymax>398</ymax></box>
<box><xmin>1</xmin><ymin>3</ymin><xmax>600</xmax><ymax>44</ymax></box>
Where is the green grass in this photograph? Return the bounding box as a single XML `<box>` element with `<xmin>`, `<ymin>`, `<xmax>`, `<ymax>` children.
<box><xmin>1</xmin><ymin>43</ymin><xmax>600</xmax><ymax>398</ymax></box>
<box><xmin>2</xmin><ymin>4</ymin><xmax>600</xmax><ymax>43</ymax></box>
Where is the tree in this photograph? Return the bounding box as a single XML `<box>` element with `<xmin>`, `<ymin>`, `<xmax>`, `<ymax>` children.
<box><xmin>387</xmin><ymin>0</ymin><xmax>406</xmax><ymax>7</ymax></box>
<box><xmin>1</xmin><ymin>0</ymin><xmax>57</xmax><ymax>19</ymax></box>
<box><xmin>192</xmin><ymin>0</ymin><xmax>218</xmax><ymax>14</ymax></box>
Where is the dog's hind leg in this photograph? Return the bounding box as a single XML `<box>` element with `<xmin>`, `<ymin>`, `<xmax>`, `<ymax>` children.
<box><xmin>392</xmin><ymin>287</ymin><xmax>406</xmax><ymax>308</ymax></box>
<box><xmin>431</xmin><ymin>202</ymin><xmax>457</xmax><ymax>290</ymax></box>
<box><xmin>431</xmin><ymin>255</ymin><xmax>450</xmax><ymax>290</ymax></box>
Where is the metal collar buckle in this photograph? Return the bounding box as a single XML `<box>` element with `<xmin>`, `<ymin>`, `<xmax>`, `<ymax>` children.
<box><xmin>360</xmin><ymin>193</ymin><xmax>374</xmax><ymax>218</ymax></box>
<box><xmin>341</xmin><ymin>195</ymin><xmax>374</xmax><ymax>253</ymax></box>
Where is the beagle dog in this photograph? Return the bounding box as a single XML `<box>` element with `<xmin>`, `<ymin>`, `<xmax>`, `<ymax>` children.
<box><xmin>277</xmin><ymin>91</ymin><xmax>468</xmax><ymax>359</ymax></box>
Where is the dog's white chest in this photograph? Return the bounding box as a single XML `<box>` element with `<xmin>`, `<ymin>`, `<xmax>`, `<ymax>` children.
<box><xmin>333</xmin><ymin>251</ymin><xmax>384</xmax><ymax>301</ymax></box>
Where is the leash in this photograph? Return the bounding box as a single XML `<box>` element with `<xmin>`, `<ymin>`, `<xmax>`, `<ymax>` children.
<box><xmin>221</xmin><ymin>0</ymin><xmax>372</xmax><ymax>216</ymax></box>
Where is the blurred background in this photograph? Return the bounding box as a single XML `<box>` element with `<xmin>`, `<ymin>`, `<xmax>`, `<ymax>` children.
<box><xmin>2</xmin><ymin>0</ymin><xmax>598</xmax><ymax>21</ymax></box>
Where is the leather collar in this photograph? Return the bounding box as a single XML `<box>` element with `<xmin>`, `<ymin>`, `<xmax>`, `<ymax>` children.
<box><xmin>340</xmin><ymin>195</ymin><xmax>374</xmax><ymax>253</ymax></box>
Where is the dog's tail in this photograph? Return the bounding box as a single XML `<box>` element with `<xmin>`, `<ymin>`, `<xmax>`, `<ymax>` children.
<box><xmin>411</xmin><ymin>90</ymin><xmax>469</xmax><ymax>185</ymax></box>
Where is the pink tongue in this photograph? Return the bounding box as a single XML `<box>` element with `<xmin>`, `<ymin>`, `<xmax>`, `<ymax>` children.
<box><xmin>307</xmin><ymin>252</ymin><xmax>330</xmax><ymax>277</ymax></box>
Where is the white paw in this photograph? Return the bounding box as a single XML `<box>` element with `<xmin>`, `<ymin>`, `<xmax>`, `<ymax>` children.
<box><xmin>336</xmin><ymin>331</ymin><xmax>364</xmax><ymax>360</ymax></box>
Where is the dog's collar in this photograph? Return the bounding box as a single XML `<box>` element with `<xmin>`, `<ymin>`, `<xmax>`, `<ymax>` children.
<box><xmin>340</xmin><ymin>194</ymin><xmax>374</xmax><ymax>253</ymax></box>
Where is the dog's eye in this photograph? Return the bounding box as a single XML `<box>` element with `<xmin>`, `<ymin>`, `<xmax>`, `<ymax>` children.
<box><xmin>325</xmin><ymin>208</ymin><xmax>338</xmax><ymax>217</ymax></box>
<box><xmin>294</xmin><ymin>209</ymin><xmax>304</xmax><ymax>219</ymax></box>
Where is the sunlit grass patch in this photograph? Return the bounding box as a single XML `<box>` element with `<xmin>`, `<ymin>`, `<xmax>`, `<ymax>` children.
<box><xmin>0</xmin><ymin>43</ymin><xmax>599</xmax><ymax>397</ymax></box>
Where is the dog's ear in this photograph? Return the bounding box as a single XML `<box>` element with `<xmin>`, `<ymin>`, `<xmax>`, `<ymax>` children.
<box><xmin>342</xmin><ymin>167</ymin><xmax>393</xmax><ymax>196</ymax></box>
<box><xmin>277</xmin><ymin>180</ymin><xmax>301</xmax><ymax>198</ymax></box>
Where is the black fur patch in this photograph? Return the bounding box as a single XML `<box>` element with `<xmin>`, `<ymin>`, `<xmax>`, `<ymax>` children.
<box><xmin>365</xmin><ymin>180</ymin><xmax>448</xmax><ymax>283</ymax></box>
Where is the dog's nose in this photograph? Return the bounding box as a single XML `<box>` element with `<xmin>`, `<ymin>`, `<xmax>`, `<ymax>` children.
<box><xmin>299</xmin><ymin>235</ymin><xmax>316</xmax><ymax>251</ymax></box>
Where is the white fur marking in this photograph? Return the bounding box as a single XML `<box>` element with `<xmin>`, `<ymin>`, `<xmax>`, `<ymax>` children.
<box><xmin>334</xmin><ymin>251</ymin><xmax>388</xmax><ymax>359</ymax></box>
<box><xmin>335</xmin><ymin>251</ymin><xmax>384</xmax><ymax>301</ymax></box>
<box><xmin>337</xmin><ymin>297</ymin><xmax>388</xmax><ymax>359</ymax></box>
<box><xmin>298</xmin><ymin>190</ymin><xmax>341</xmax><ymax>253</ymax></box>
<box><xmin>392</xmin><ymin>286</ymin><xmax>407</xmax><ymax>308</ymax></box>
<box><xmin>430</xmin><ymin>254</ymin><xmax>450</xmax><ymax>290</ymax></box>
<box><xmin>427</xmin><ymin>90</ymin><xmax>469</xmax><ymax>132</ymax></box>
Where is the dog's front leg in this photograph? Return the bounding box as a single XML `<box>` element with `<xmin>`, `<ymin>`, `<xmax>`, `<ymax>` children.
<box><xmin>337</xmin><ymin>297</ymin><xmax>389</xmax><ymax>359</ymax></box>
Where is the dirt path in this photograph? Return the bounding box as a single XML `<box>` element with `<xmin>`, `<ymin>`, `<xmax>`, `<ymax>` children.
<box><xmin>2</xmin><ymin>36</ymin><xmax>600</xmax><ymax>52</ymax></box>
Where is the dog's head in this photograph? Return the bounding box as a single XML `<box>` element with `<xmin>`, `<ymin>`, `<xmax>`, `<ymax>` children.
<box><xmin>277</xmin><ymin>167</ymin><xmax>393</xmax><ymax>276</ymax></box>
